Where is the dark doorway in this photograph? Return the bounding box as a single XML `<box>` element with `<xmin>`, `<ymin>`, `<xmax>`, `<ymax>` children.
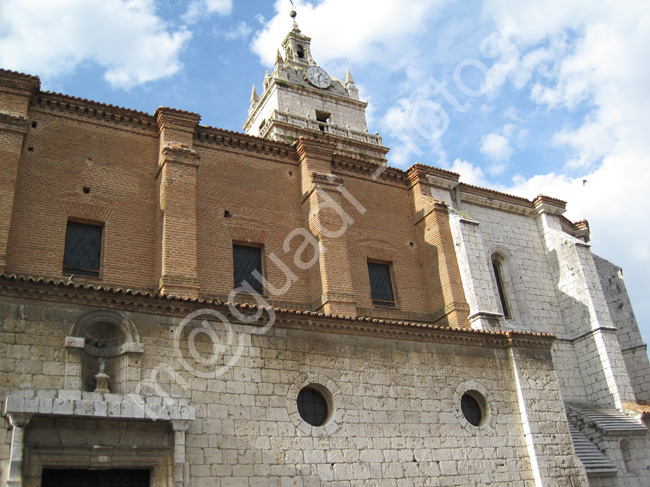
<box><xmin>42</xmin><ymin>469</ymin><xmax>150</xmax><ymax>487</ymax></box>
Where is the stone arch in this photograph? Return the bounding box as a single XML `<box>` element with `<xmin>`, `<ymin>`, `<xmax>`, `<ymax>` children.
<box><xmin>70</xmin><ymin>308</ymin><xmax>140</xmax><ymax>351</ymax></box>
<box><xmin>65</xmin><ymin>309</ymin><xmax>143</xmax><ymax>394</ymax></box>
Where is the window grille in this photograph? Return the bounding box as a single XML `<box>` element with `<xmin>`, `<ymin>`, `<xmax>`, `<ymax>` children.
<box><xmin>233</xmin><ymin>244</ymin><xmax>263</xmax><ymax>291</ymax></box>
<box><xmin>297</xmin><ymin>387</ymin><xmax>328</xmax><ymax>426</ymax></box>
<box><xmin>63</xmin><ymin>222</ymin><xmax>102</xmax><ymax>277</ymax></box>
<box><xmin>367</xmin><ymin>261</ymin><xmax>395</xmax><ymax>307</ymax></box>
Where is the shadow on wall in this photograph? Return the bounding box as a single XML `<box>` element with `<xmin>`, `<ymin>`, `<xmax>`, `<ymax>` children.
<box><xmin>546</xmin><ymin>247</ymin><xmax>619</xmax><ymax>408</ymax></box>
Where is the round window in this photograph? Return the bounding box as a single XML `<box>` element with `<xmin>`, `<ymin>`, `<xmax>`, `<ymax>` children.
<box><xmin>297</xmin><ymin>387</ymin><xmax>329</xmax><ymax>426</ymax></box>
<box><xmin>461</xmin><ymin>392</ymin><xmax>483</xmax><ymax>427</ymax></box>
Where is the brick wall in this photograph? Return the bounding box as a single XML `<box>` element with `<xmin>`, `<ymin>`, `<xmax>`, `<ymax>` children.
<box><xmin>2</xmin><ymin>74</ymin><xmax>468</xmax><ymax>325</ymax></box>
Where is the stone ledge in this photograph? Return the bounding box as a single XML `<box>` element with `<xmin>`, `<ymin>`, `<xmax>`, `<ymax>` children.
<box><xmin>3</xmin><ymin>389</ymin><xmax>195</xmax><ymax>422</ymax></box>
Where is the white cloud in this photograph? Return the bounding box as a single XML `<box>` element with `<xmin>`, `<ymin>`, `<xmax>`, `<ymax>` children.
<box><xmin>251</xmin><ymin>0</ymin><xmax>450</xmax><ymax>67</ymax></box>
<box><xmin>183</xmin><ymin>0</ymin><xmax>232</xmax><ymax>24</ymax></box>
<box><xmin>449</xmin><ymin>159</ymin><xmax>490</xmax><ymax>187</ymax></box>
<box><xmin>480</xmin><ymin>122</ymin><xmax>516</xmax><ymax>164</ymax></box>
<box><xmin>381</xmin><ymin>97</ymin><xmax>449</xmax><ymax>167</ymax></box>
<box><xmin>480</xmin><ymin>133</ymin><xmax>512</xmax><ymax>161</ymax></box>
<box><xmin>0</xmin><ymin>0</ymin><xmax>191</xmax><ymax>89</ymax></box>
<box><xmin>480</xmin><ymin>0</ymin><xmax>650</xmax><ymax>343</ymax></box>
<box><xmin>224</xmin><ymin>21</ymin><xmax>253</xmax><ymax>41</ymax></box>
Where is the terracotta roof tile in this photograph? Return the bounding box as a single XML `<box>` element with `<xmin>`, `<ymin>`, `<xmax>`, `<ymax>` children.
<box><xmin>0</xmin><ymin>68</ymin><xmax>40</xmax><ymax>82</ymax></box>
<box><xmin>0</xmin><ymin>273</ymin><xmax>554</xmax><ymax>341</ymax></box>
<box><xmin>36</xmin><ymin>91</ymin><xmax>154</xmax><ymax>118</ymax></box>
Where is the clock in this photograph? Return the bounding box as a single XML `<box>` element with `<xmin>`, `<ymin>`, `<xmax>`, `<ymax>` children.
<box><xmin>305</xmin><ymin>66</ymin><xmax>331</xmax><ymax>89</ymax></box>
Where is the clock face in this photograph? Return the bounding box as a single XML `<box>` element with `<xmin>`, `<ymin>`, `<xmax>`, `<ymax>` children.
<box><xmin>306</xmin><ymin>66</ymin><xmax>331</xmax><ymax>89</ymax></box>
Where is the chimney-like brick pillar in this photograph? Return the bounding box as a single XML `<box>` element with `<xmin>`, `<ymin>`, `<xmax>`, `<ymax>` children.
<box><xmin>409</xmin><ymin>168</ymin><xmax>470</xmax><ymax>328</ymax></box>
<box><xmin>296</xmin><ymin>138</ymin><xmax>358</xmax><ymax>316</ymax></box>
<box><xmin>155</xmin><ymin>108</ymin><xmax>201</xmax><ymax>298</ymax></box>
<box><xmin>0</xmin><ymin>71</ymin><xmax>40</xmax><ymax>273</ymax></box>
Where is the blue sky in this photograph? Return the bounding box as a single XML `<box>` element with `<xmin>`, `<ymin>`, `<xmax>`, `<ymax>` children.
<box><xmin>2</xmin><ymin>0</ymin><xmax>649</xmax><ymax>349</ymax></box>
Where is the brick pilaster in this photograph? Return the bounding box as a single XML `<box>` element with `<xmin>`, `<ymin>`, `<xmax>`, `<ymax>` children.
<box><xmin>409</xmin><ymin>170</ymin><xmax>469</xmax><ymax>328</ymax></box>
<box><xmin>0</xmin><ymin>71</ymin><xmax>40</xmax><ymax>273</ymax></box>
<box><xmin>155</xmin><ymin>108</ymin><xmax>201</xmax><ymax>298</ymax></box>
<box><xmin>296</xmin><ymin>139</ymin><xmax>357</xmax><ymax>316</ymax></box>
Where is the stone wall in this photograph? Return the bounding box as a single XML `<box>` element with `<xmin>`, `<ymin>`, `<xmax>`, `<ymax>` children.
<box><xmin>0</xmin><ymin>293</ymin><xmax>589</xmax><ymax>486</ymax></box>
<box><xmin>594</xmin><ymin>255</ymin><xmax>650</xmax><ymax>402</ymax></box>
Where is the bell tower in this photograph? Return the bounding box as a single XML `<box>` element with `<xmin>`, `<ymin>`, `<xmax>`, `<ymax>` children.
<box><xmin>281</xmin><ymin>18</ymin><xmax>314</xmax><ymax>69</ymax></box>
<box><xmin>243</xmin><ymin>11</ymin><xmax>388</xmax><ymax>163</ymax></box>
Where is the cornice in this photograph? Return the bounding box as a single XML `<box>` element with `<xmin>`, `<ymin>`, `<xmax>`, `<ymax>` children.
<box><xmin>194</xmin><ymin>126</ymin><xmax>296</xmax><ymax>161</ymax></box>
<box><xmin>295</xmin><ymin>137</ymin><xmax>337</xmax><ymax>161</ymax></box>
<box><xmin>560</xmin><ymin>215</ymin><xmax>590</xmax><ymax>242</ymax></box>
<box><xmin>405</xmin><ymin>164</ymin><xmax>563</xmax><ymax>217</ymax></box>
<box><xmin>0</xmin><ymin>69</ymin><xmax>40</xmax><ymax>96</ymax></box>
<box><xmin>0</xmin><ymin>112</ymin><xmax>30</xmax><ymax>134</ymax></box>
<box><xmin>0</xmin><ymin>68</ymin><xmax>40</xmax><ymax>83</ymax></box>
<box><xmin>459</xmin><ymin>183</ymin><xmax>536</xmax><ymax>216</ymax></box>
<box><xmin>408</xmin><ymin>164</ymin><xmax>460</xmax><ymax>188</ymax></box>
<box><xmin>31</xmin><ymin>91</ymin><xmax>157</xmax><ymax>134</ymax></box>
<box><xmin>155</xmin><ymin>106</ymin><xmax>201</xmax><ymax>133</ymax></box>
<box><xmin>533</xmin><ymin>194</ymin><xmax>567</xmax><ymax>210</ymax></box>
<box><xmin>266</xmin><ymin>117</ymin><xmax>389</xmax><ymax>160</ymax></box>
<box><xmin>0</xmin><ymin>273</ymin><xmax>555</xmax><ymax>350</ymax></box>
<box><xmin>332</xmin><ymin>154</ymin><xmax>409</xmax><ymax>186</ymax></box>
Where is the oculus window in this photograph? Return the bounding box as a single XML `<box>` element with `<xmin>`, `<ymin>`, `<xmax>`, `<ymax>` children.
<box><xmin>461</xmin><ymin>392</ymin><xmax>486</xmax><ymax>427</ymax></box>
<box><xmin>63</xmin><ymin>222</ymin><xmax>102</xmax><ymax>277</ymax></box>
<box><xmin>233</xmin><ymin>244</ymin><xmax>263</xmax><ymax>292</ymax></box>
<box><xmin>297</xmin><ymin>387</ymin><xmax>328</xmax><ymax>426</ymax></box>
<box><xmin>367</xmin><ymin>261</ymin><xmax>395</xmax><ymax>307</ymax></box>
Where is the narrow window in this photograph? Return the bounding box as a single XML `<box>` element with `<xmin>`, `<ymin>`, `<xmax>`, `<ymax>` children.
<box><xmin>367</xmin><ymin>261</ymin><xmax>395</xmax><ymax>307</ymax></box>
<box><xmin>233</xmin><ymin>244</ymin><xmax>263</xmax><ymax>292</ymax></box>
<box><xmin>492</xmin><ymin>260</ymin><xmax>510</xmax><ymax>319</ymax></box>
<box><xmin>297</xmin><ymin>45</ymin><xmax>305</xmax><ymax>59</ymax></box>
<box><xmin>63</xmin><ymin>222</ymin><xmax>102</xmax><ymax>277</ymax></box>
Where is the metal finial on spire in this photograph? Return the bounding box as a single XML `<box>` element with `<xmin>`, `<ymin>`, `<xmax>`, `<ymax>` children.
<box><xmin>289</xmin><ymin>0</ymin><xmax>297</xmax><ymax>18</ymax></box>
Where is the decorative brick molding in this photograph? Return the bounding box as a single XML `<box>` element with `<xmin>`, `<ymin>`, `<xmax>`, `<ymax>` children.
<box><xmin>61</xmin><ymin>191</ymin><xmax>116</xmax><ymax>223</ymax></box>
<box><xmin>222</xmin><ymin>215</ymin><xmax>271</xmax><ymax>244</ymax></box>
<box><xmin>0</xmin><ymin>113</ymin><xmax>30</xmax><ymax>134</ymax></box>
<box><xmin>0</xmin><ymin>69</ymin><xmax>40</xmax><ymax>118</ymax></box>
<box><xmin>31</xmin><ymin>92</ymin><xmax>157</xmax><ymax>134</ymax></box>
<box><xmin>357</xmin><ymin>239</ymin><xmax>398</xmax><ymax>263</ymax></box>
<box><xmin>155</xmin><ymin>107</ymin><xmax>201</xmax><ymax>149</ymax></box>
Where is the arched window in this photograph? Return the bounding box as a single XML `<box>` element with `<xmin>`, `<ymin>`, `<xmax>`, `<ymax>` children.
<box><xmin>492</xmin><ymin>256</ymin><xmax>510</xmax><ymax>319</ymax></box>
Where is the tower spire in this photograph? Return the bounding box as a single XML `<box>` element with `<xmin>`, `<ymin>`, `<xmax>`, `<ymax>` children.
<box><xmin>289</xmin><ymin>0</ymin><xmax>300</xmax><ymax>30</ymax></box>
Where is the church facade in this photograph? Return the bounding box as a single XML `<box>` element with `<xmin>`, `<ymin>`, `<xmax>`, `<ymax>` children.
<box><xmin>0</xmin><ymin>18</ymin><xmax>649</xmax><ymax>487</ymax></box>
